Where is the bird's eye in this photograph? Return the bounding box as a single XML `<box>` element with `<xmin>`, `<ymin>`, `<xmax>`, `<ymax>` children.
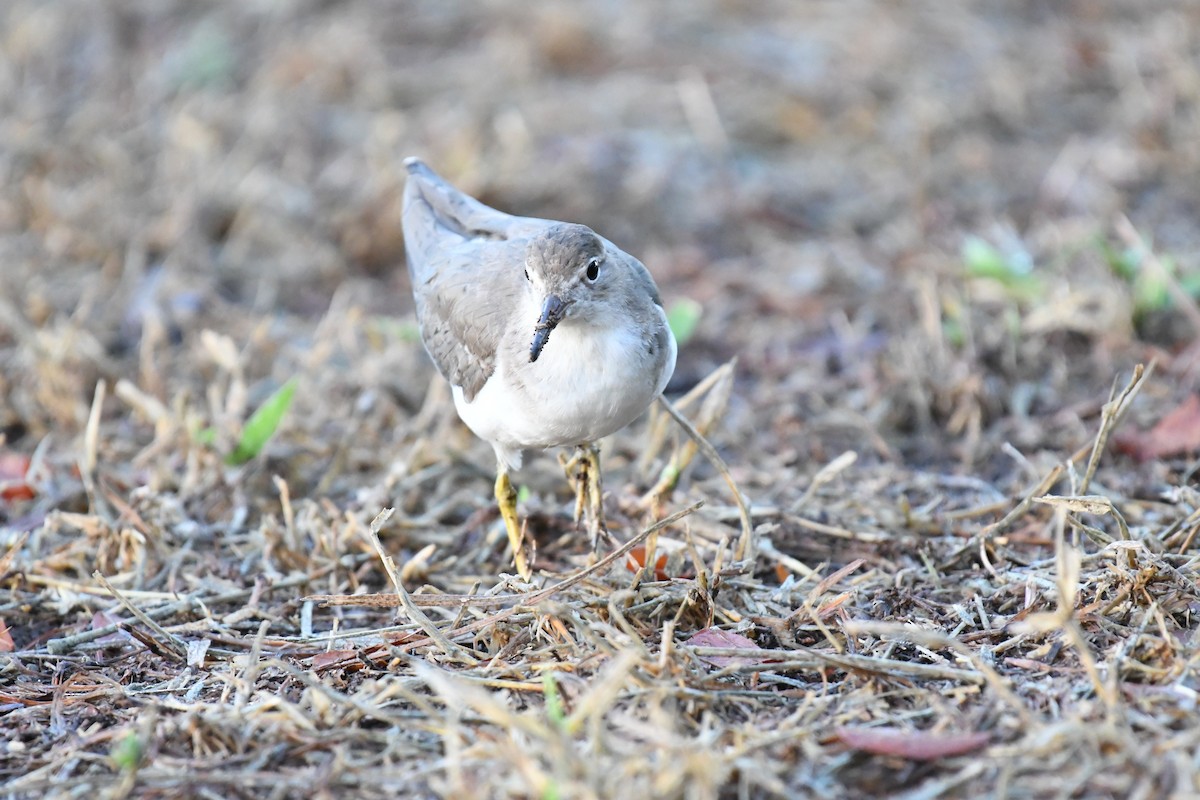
<box><xmin>524</xmin><ymin>268</ymin><xmax>530</xmax><ymax>281</ymax></box>
<box><xmin>585</xmin><ymin>258</ymin><xmax>601</xmax><ymax>283</ymax></box>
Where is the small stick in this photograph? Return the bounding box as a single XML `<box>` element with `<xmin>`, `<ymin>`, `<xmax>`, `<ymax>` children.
<box><xmin>689</xmin><ymin>646</ymin><xmax>984</xmax><ymax>684</ymax></box>
<box><xmin>1078</xmin><ymin>363</ymin><xmax>1147</xmax><ymax>496</ymax></box>
<box><xmin>982</xmin><ymin>364</ymin><xmax>1149</xmax><ymax>542</ymax></box>
<box><xmin>841</xmin><ymin>620</ymin><xmax>1032</xmax><ymax>723</ymax></box>
<box><xmin>92</xmin><ymin>570</ymin><xmax>187</xmax><ymax>662</ymax></box>
<box><xmin>794</xmin><ymin>451</ymin><xmax>858</xmax><ymax>514</ymax></box>
<box><xmin>44</xmin><ymin>573</ymin><xmax>313</xmax><ymax>655</ymax></box>
<box><xmin>982</xmin><ymin>464</ymin><xmax>1064</xmax><ymax>541</ymax></box>
<box><xmin>313</xmin><ymin>502</ymin><xmax>704</xmax><ymax>610</ymax></box>
<box><xmin>377</xmin><ymin>503</ymin><xmax>703</xmax><ymax>654</ymax></box>
<box><xmin>638</xmin><ymin>360</ymin><xmax>733</xmax><ymax>474</ymax></box>
<box><xmin>656</xmin><ymin>396</ymin><xmax>754</xmax><ymax>563</ymax></box>
<box><xmin>363</xmin><ymin>508</ymin><xmax>475</xmax><ymax>662</ymax></box>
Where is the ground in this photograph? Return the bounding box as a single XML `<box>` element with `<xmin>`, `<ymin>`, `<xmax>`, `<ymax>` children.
<box><xmin>2</xmin><ymin>1</ymin><xmax>1200</xmax><ymax>798</ymax></box>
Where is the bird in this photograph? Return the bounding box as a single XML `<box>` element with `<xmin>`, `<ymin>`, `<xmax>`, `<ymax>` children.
<box><xmin>401</xmin><ymin>158</ymin><xmax>676</xmax><ymax>578</ymax></box>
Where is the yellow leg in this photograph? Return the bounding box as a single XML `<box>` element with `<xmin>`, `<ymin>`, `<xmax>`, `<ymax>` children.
<box><xmin>585</xmin><ymin>443</ymin><xmax>609</xmax><ymax>551</ymax></box>
<box><xmin>559</xmin><ymin>449</ymin><xmax>587</xmax><ymax>524</ymax></box>
<box><xmin>560</xmin><ymin>444</ymin><xmax>608</xmax><ymax>548</ymax></box>
<box><xmin>494</xmin><ymin>467</ymin><xmax>532</xmax><ymax>579</ymax></box>
<box><xmin>580</xmin><ymin>444</ymin><xmax>607</xmax><ymax>548</ymax></box>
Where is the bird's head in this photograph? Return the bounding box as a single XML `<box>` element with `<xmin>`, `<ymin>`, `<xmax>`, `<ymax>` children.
<box><xmin>524</xmin><ymin>224</ymin><xmax>611</xmax><ymax>362</ymax></box>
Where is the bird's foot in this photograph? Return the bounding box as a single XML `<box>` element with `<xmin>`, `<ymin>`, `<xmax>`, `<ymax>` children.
<box><xmin>494</xmin><ymin>470</ymin><xmax>532</xmax><ymax>579</ymax></box>
<box><xmin>560</xmin><ymin>444</ymin><xmax>610</xmax><ymax>550</ymax></box>
<box><xmin>559</xmin><ymin>449</ymin><xmax>587</xmax><ymax>525</ymax></box>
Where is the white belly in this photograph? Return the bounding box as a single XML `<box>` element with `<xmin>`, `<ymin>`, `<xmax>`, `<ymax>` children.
<box><xmin>453</xmin><ymin>308</ymin><xmax>675</xmax><ymax>470</ymax></box>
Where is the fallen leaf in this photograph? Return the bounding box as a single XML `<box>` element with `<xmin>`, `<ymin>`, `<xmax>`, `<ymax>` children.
<box><xmin>90</xmin><ymin>612</ymin><xmax>132</xmax><ymax>646</ymax></box>
<box><xmin>0</xmin><ymin>618</ymin><xmax>13</xmax><ymax>653</ymax></box>
<box><xmin>816</xmin><ymin>592</ymin><xmax>851</xmax><ymax>618</ymax></box>
<box><xmin>836</xmin><ymin>726</ymin><xmax>990</xmax><ymax>761</ymax></box>
<box><xmin>688</xmin><ymin>628</ymin><xmax>765</xmax><ymax>667</ymax></box>
<box><xmin>625</xmin><ymin>545</ymin><xmax>669</xmax><ymax>580</ymax></box>
<box><xmin>311</xmin><ymin>649</ymin><xmax>362</xmax><ymax>671</ymax></box>
<box><xmin>1115</xmin><ymin>394</ymin><xmax>1200</xmax><ymax>462</ymax></box>
<box><xmin>0</xmin><ymin>451</ymin><xmax>34</xmax><ymax>502</ymax></box>
<box><xmin>0</xmin><ymin>451</ymin><xmax>29</xmax><ymax>480</ymax></box>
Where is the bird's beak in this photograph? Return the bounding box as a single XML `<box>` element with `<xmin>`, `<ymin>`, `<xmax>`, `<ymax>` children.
<box><xmin>530</xmin><ymin>294</ymin><xmax>566</xmax><ymax>362</ymax></box>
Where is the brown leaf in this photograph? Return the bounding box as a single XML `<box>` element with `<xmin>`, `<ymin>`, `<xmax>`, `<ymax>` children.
<box><xmin>1115</xmin><ymin>394</ymin><xmax>1200</xmax><ymax>462</ymax></box>
<box><xmin>816</xmin><ymin>592</ymin><xmax>851</xmax><ymax>618</ymax></box>
<box><xmin>0</xmin><ymin>618</ymin><xmax>13</xmax><ymax>653</ymax></box>
<box><xmin>90</xmin><ymin>612</ymin><xmax>132</xmax><ymax>646</ymax></box>
<box><xmin>625</xmin><ymin>545</ymin><xmax>669</xmax><ymax>581</ymax></box>
<box><xmin>311</xmin><ymin>649</ymin><xmax>362</xmax><ymax>671</ymax></box>
<box><xmin>688</xmin><ymin>627</ymin><xmax>764</xmax><ymax>667</ymax></box>
<box><xmin>0</xmin><ymin>450</ymin><xmax>34</xmax><ymax>502</ymax></box>
<box><xmin>836</xmin><ymin>726</ymin><xmax>990</xmax><ymax>761</ymax></box>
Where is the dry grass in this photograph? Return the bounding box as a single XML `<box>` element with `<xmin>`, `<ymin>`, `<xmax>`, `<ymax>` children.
<box><xmin>4</xmin><ymin>1</ymin><xmax>1200</xmax><ymax>798</ymax></box>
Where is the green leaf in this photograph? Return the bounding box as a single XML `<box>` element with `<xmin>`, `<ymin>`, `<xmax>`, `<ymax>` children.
<box><xmin>962</xmin><ymin>237</ymin><xmax>1030</xmax><ymax>283</ymax></box>
<box><xmin>517</xmin><ymin>484</ymin><xmax>532</xmax><ymax>504</ymax></box>
<box><xmin>961</xmin><ymin>236</ymin><xmax>1041</xmax><ymax>298</ymax></box>
<box><xmin>1179</xmin><ymin>270</ymin><xmax>1200</xmax><ymax>299</ymax></box>
<box><xmin>542</xmin><ymin>672</ymin><xmax>566</xmax><ymax>730</ymax></box>
<box><xmin>110</xmin><ymin>731</ymin><xmax>142</xmax><ymax>772</ymax></box>
<box><xmin>666</xmin><ymin>298</ymin><xmax>702</xmax><ymax>346</ymax></box>
<box><xmin>226</xmin><ymin>378</ymin><xmax>297</xmax><ymax>465</ymax></box>
<box><xmin>1096</xmin><ymin>237</ymin><xmax>1142</xmax><ymax>281</ymax></box>
<box><xmin>1134</xmin><ymin>271</ymin><xmax>1170</xmax><ymax>315</ymax></box>
<box><xmin>962</xmin><ymin>236</ymin><xmax>1011</xmax><ymax>280</ymax></box>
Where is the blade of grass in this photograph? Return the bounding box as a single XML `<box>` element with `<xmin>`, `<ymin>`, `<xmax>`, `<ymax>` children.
<box><xmin>666</xmin><ymin>298</ymin><xmax>703</xmax><ymax>345</ymax></box>
<box><xmin>227</xmin><ymin>377</ymin><xmax>297</xmax><ymax>465</ymax></box>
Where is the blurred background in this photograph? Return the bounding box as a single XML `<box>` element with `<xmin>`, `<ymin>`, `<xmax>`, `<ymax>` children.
<box><xmin>1</xmin><ymin>0</ymin><xmax>1198</xmax><ymax>510</ymax></box>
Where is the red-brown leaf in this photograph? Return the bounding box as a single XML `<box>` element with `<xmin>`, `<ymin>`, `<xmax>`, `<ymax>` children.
<box><xmin>90</xmin><ymin>611</ymin><xmax>131</xmax><ymax>646</ymax></box>
<box><xmin>311</xmin><ymin>649</ymin><xmax>362</xmax><ymax>671</ymax></box>
<box><xmin>836</xmin><ymin>726</ymin><xmax>990</xmax><ymax>761</ymax></box>
<box><xmin>625</xmin><ymin>545</ymin><xmax>669</xmax><ymax>580</ymax></box>
<box><xmin>1115</xmin><ymin>394</ymin><xmax>1200</xmax><ymax>462</ymax></box>
<box><xmin>0</xmin><ymin>618</ymin><xmax>13</xmax><ymax>653</ymax></box>
<box><xmin>0</xmin><ymin>451</ymin><xmax>34</xmax><ymax>502</ymax></box>
<box><xmin>689</xmin><ymin>627</ymin><xmax>764</xmax><ymax>667</ymax></box>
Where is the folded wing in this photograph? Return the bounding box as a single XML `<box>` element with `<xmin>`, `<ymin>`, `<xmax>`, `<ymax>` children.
<box><xmin>402</xmin><ymin>159</ymin><xmax>548</xmax><ymax>400</ymax></box>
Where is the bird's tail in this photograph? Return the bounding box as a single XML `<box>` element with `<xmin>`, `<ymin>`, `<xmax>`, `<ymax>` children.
<box><xmin>401</xmin><ymin>158</ymin><xmax>544</xmax><ymax>281</ymax></box>
<box><xmin>402</xmin><ymin>158</ymin><xmax>511</xmax><ymax>241</ymax></box>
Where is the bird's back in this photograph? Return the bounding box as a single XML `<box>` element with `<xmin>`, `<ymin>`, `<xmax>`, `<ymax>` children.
<box><xmin>401</xmin><ymin>159</ymin><xmax>544</xmax><ymax>399</ymax></box>
<box><xmin>401</xmin><ymin>159</ymin><xmax>545</xmax><ymax>280</ymax></box>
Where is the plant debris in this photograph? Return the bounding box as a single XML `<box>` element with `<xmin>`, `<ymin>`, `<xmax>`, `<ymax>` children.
<box><xmin>3</xmin><ymin>2</ymin><xmax>1200</xmax><ymax>798</ymax></box>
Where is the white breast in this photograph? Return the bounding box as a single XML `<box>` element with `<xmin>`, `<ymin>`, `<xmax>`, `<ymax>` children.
<box><xmin>452</xmin><ymin>305</ymin><xmax>675</xmax><ymax>470</ymax></box>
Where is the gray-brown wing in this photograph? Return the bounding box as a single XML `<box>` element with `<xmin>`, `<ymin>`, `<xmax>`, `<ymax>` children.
<box><xmin>402</xmin><ymin>158</ymin><xmax>547</xmax><ymax>279</ymax></box>
<box><xmin>402</xmin><ymin>159</ymin><xmax>548</xmax><ymax>398</ymax></box>
<box><xmin>408</xmin><ymin>238</ymin><xmax>528</xmax><ymax>399</ymax></box>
